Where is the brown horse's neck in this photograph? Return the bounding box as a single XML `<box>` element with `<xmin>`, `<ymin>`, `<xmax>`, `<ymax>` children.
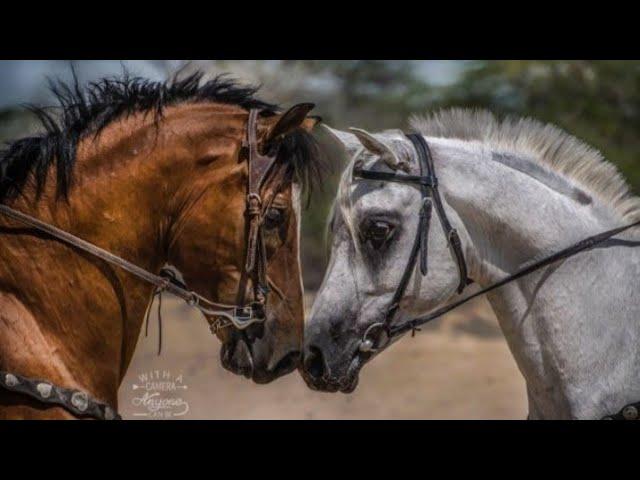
<box><xmin>0</xmin><ymin>103</ymin><xmax>245</xmax><ymax>418</ymax></box>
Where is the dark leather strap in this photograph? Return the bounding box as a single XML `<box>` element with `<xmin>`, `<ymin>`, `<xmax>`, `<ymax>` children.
<box><xmin>419</xmin><ymin>198</ymin><xmax>433</xmax><ymax>275</ymax></box>
<box><xmin>353</xmin><ymin>132</ymin><xmax>472</xmax><ymax>340</ymax></box>
<box><xmin>0</xmin><ymin>370</ymin><xmax>120</xmax><ymax>420</ymax></box>
<box><xmin>237</xmin><ymin>109</ymin><xmax>279</xmax><ymax>315</ymax></box>
<box><xmin>406</xmin><ymin>133</ymin><xmax>471</xmax><ymax>294</ymax></box>
<box><xmin>246</xmin><ymin>109</ymin><xmax>278</xmax><ymax>197</ymax></box>
<box><xmin>352</xmin><ymin>168</ymin><xmax>437</xmax><ymax>187</ymax></box>
<box><xmin>378</xmin><ymin>143</ymin><xmax>430</xmax><ymax>325</ymax></box>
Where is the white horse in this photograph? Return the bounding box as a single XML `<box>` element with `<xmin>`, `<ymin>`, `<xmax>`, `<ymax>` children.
<box><xmin>301</xmin><ymin>109</ymin><xmax>640</xmax><ymax>419</ymax></box>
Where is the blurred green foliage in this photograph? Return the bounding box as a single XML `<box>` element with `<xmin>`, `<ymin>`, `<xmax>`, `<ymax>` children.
<box><xmin>436</xmin><ymin>60</ymin><xmax>640</xmax><ymax>190</ymax></box>
<box><xmin>0</xmin><ymin>61</ymin><xmax>637</xmax><ymax>288</ymax></box>
<box><xmin>0</xmin><ymin>107</ymin><xmax>39</xmax><ymax>143</ymax></box>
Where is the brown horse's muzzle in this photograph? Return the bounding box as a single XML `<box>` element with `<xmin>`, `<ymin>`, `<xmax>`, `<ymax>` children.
<box><xmin>220</xmin><ymin>321</ymin><xmax>300</xmax><ymax>384</ymax></box>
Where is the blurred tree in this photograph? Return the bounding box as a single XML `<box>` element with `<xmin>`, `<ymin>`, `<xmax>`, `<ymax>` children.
<box><xmin>289</xmin><ymin>60</ymin><xmax>436</xmax><ymax>129</ymax></box>
<box><xmin>278</xmin><ymin>61</ymin><xmax>437</xmax><ymax>286</ymax></box>
<box><xmin>434</xmin><ymin>60</ymin><xmax>640</xmax><ymax>191</ymax></box>
<box><xmin>0</xmin><ymin>107</ymin><xmax>39</xmax><ymax>143</ymax></box>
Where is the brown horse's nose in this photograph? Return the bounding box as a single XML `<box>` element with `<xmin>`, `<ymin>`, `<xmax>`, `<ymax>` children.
<box><xmin>303</xmin><ymin>345</ymin><xmax>327</xmax><ymax>380</ymax></box>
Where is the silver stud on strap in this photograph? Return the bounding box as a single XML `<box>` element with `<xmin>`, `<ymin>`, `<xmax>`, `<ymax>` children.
<box><xmin>4</xmin><ymin>373</ymin><xmax>19</xmax><ymax>387</ymax></box>
<box><xmin>622</xmin><ymin>405</ymin><xmax>638</xmax><ymax>420</ymax></box>
<box><xmin>37</xmin><ymin>383</ymin><xmax>52</xmax><ymax>398</ymax></box>
<box><xmin>71</xmin><ymin>391</ymin><xmax>89</xmax><ymax>412</ymax></box>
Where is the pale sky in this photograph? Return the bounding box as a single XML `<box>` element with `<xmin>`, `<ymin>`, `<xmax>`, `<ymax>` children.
<box><xmin>0</xmin><ymin>60</ymin><xmax>466</xmax><ymax>110</ymax></box>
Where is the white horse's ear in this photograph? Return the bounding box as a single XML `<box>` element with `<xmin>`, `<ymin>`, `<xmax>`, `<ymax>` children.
<box><xmin>318</xmin><ymin>124</ymin><xmax>362</xmax><ymax>159</ymax></box>
<box><xmin>349</xmin><ymin>127</ymin><xmax>410</xmax><ymax>172</ymax></box>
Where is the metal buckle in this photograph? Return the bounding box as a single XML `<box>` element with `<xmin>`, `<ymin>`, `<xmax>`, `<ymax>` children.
<box><xmin>230</xmin><ymin>306</ymin><xmax>257</xmax><ymax>329</ymax></box>
<box><xmin>234</xmin><ymin>306</ymin><xmax>253</xmax><ymax>322</ymax></box>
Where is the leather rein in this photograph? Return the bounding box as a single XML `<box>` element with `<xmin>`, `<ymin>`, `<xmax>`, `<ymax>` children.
<box><xmin>0</xmin><ymin>108</ymin><xmax>283</xmax><ymax>419</ymax></box>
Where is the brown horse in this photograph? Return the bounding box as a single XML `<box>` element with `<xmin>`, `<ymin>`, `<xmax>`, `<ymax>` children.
<box><xmin>0</xmin><ymin>73</ymin><xmax>320</xmax><ymax>419</ymax></box>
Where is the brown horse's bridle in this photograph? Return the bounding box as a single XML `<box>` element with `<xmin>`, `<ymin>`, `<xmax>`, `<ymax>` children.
<box><xmin>215</xmin><ymin>108</ymin><xmax>284</xmax><ymax>333</ymax></box>
<box><xmin>0</xmin><ymin>109</ymin><xmax>286</xmax><ymax>419</ymax></box>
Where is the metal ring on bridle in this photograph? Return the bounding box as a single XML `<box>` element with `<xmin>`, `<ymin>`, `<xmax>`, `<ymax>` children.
<box><xmin>359</xmin><ymin>322</ymin><xmax>388</xmax><ymax>353</ymax></box>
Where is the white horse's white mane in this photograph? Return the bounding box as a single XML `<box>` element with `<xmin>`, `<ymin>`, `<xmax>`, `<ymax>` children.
<box><xmin>410</xmin><ymin>108</ymin><xmax>640</xmax><ymax>222</ymax></box>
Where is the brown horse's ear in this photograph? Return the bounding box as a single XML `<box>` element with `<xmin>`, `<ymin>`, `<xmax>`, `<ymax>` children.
<box><xmin>266</xmin><ymin>103</ymin><xmax>316</xmax><ymax>142</ymax></box>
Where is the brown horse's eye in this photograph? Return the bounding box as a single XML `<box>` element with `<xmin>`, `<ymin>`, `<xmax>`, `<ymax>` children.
<box><xmin>365</xmin><ymin>221</ymin><xmax>393</xmax><ymax>249</ymax></box>
<box><xmin>264</xmin><ymin>207</ymin><xmax>286</xmax><ymax>230</ymax></box>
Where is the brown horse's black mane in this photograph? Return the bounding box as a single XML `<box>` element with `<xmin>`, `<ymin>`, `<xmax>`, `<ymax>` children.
<box><xmin>0</xmin><ymin>71</ymin><xmax>322</xmax><ymax>203</ymax></box>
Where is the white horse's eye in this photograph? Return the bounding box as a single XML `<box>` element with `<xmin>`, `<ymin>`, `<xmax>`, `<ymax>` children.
<box><xmin>365</xmin><ymin>220</ymin><xmax>394</xmax><ymax>249</ymax></box>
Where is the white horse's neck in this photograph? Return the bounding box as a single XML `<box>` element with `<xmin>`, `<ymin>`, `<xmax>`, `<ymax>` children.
<box><xmin>428</xmin><ymin>137</ymin><xmax>640</xmax><ymax>419</ymax></box>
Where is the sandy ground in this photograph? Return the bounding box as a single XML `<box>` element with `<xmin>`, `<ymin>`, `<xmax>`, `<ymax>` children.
<box><xmin>119</xmin><ymin>293</ymin><xmax>528</xmax><ymax>419</ymax></box>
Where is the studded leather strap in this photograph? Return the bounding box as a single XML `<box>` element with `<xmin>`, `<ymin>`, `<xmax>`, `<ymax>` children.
<box><xmin>602</xmin><ymin>402</ymin><xmax>640</xmax><ymax>420</ymax></box>
<box><xmin>0</xmin><ymin>370</ymin><xmax>120</xmax><ymax>420</ymax></box>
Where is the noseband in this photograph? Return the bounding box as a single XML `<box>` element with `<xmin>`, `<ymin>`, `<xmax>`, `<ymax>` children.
<box><xmin>354</xmin><ymin>133</ymin><xmax>640</xmax><ymax>360</ymax></box>
<box><xmin>0</xmin><ymin>108</ymin><xmax>286</xmax><ymax>419</ymax></box>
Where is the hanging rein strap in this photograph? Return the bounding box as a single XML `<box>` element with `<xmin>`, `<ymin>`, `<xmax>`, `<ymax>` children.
<box><xmin>143</xmin><ymin>268</ymin><xmax>188</xmax><ymax>355</ymax></box>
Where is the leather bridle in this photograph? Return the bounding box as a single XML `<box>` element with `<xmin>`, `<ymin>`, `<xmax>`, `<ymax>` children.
<box><xmin>209</xmin><ymin>108</ymin><xmax>285</xmax><ymax>333</ymax></box>
<box><xmin>353</xmin><ymin>133</ymin><xmax>472</xmax><ymax>353</ymax></box>
<box><xmin>0</xmin><ymin>108</ymin><xmax>286</xmax><ymax>419</ymax></box>
<box><xmin>353</xmin><ymin>132</ymin><xmax>640</xmax><ymax>358</ymax></box>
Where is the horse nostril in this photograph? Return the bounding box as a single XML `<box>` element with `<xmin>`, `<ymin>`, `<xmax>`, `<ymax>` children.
<box><xmin>304</xmin><ymin>346</ymin><xmax>326</xmax><ymax>380</ymax></box>
<box><xmin>274</xmin><ymin>351</ymin><xmax>300</xmax><ymax>375</ymax></box>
